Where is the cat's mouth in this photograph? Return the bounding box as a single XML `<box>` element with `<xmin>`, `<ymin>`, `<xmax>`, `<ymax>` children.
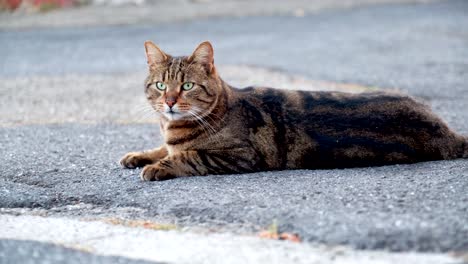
<box><xmin>161</xmin><ymin>104</ymin><xmax>185</xmax><ymax>121</ymax></box>
<box><xmin>163</xmin><ymin>110</ymin><xmax>184</xmax><ymax>121</ymax></box>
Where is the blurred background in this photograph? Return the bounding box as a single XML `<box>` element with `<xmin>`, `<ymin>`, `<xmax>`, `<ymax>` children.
<box><xmin>1</xmin><ymin>0</ymin><xmax>466</xmax><ymax>127</ymax></box>
<box><xmin>0</xmin><ymin>0</ymin><xmax>437</xmax><ymax>17</ymax></box>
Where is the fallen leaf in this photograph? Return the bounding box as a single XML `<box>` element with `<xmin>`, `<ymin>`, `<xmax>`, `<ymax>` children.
<box><xmin>258</xmin><ymin>230</ymin><xmax>279</xmax><ymax>240</ymax></box>
<box><xmin>279</xmin><ymin>232</ymin><xmax>301</xmax><ymax>243</ymax></box>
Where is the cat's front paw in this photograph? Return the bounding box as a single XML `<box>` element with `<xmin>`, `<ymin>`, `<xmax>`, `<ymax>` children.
<box><xmin>120</xmin><ymin>152</ymin><xmax>151</xmax><ymax>169</ymax></box>
<box><xmin>140</xmin><ymin>164</ymin><xmax>176</xmax><ymax>181</ymax></box>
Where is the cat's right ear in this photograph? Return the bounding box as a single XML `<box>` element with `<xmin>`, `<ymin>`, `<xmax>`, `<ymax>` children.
<box><xmin>144</xmin><ymin>41</ymin><xmax>168</xmax><ymax>69</ymax></box>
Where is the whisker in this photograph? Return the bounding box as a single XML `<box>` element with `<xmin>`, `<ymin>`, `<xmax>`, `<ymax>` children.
<box><xmin>191</xmin><ymin>106</ymin><xmax>226</xmax><ymax>128</ymax></box>
<box><xmin>188</xmin><ymin>111</ymin><xmax>213</xmax><ymax>140</ymax></box>
<box><xmin>131</xmin><ymin>102</ymin><xmax>161</xmax><ymax>122</ymax></box>
<box><xmin>188</xmin><ymin>110</ymin><xmax>221</xmax><ymax>145</ymax></box>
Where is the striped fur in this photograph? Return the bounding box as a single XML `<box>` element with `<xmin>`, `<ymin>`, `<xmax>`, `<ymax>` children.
<box><xmin>120</xmin><ymin>41</ymin><xmax>468</xmax><ymax>181</ymax></box>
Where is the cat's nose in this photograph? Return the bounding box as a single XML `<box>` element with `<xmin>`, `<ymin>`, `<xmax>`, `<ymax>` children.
<box><xmin>165</xmin><ymin>97</ymin><xmax>177</xmax><ymax>108</ymax></box>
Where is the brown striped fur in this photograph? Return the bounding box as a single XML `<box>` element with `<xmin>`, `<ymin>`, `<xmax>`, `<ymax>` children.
<box><xmin>120</xmin><ymin>41</ymin><xmax>468</xmax><ymax>181</ymax></box>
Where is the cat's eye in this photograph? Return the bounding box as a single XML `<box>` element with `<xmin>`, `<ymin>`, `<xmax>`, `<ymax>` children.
<box><xmin>182</xmin><ymin>82</ymin><xmax>194</xmax><ymax>91</ymax></box>
<box><xmin>155</xmin><ymin>82</ymin><xmax>166</xmax><ymax>91</ymax></box>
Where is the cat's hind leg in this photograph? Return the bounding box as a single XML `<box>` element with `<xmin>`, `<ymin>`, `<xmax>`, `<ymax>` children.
<box><xmin>120</xmin><ymin>146</ymin><xmax>168</xmax><ymax>169</ymax></box>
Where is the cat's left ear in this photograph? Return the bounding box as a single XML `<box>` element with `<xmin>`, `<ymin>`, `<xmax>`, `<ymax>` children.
<box><xmin>189</xmin><ymin>41</ymin><xmax>214</xmax><ymax>74</ymax></box>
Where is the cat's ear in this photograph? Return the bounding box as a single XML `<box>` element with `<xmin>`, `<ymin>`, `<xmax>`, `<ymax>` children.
<box><xmin>189</xmin><ymin>41</ymin><xmax>214</xmax><ymax>74</ymax></box>
<box><xmin>144</xmin><ymin>41</ymin><xmax>168</xmax><ymax>68</ymax></box>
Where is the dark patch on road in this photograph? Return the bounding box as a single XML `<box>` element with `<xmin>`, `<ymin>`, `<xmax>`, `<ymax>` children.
<box><xmin>0</xmin><ymin>239</ymin><xmax>162</xmax><ymax>264</ymax></box>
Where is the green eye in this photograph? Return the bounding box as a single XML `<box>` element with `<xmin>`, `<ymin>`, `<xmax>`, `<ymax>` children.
<box><xmin>156</xmin><ymin>82</ymin><xmax>166</xmax><ymax>91</ymax></box>
<box><xmin>182</xmin><ymin>82</ymin><xmax>194</xmax><ymax>91</ymax></box>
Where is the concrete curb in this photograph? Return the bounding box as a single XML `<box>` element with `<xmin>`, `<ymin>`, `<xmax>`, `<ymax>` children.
<box><xmin>0</xmin><ymin>214</ymin><xmax>463</xmax><ymax>264</ymax></box>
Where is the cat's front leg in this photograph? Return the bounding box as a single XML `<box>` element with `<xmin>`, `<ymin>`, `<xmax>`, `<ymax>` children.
<box><xmin>140</xmin><ymin>149</ymin><xmax>257</xmax><ymax>181</ymax></box>
<box><xmin>120</xmin><ymin>146</ymin><xmax>168</xmax><ymax>169</ymax></box>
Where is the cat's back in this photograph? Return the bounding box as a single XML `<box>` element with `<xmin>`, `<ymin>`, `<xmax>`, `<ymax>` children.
<box><xmin>232</xmin><ymin>86</ymin><xmax>423</xmax><ymax>118</ymax></box>
<box><xmin>234</xmin><ymin>86</ymin><xmax>440</xmax><ymax>137</ymax></box>
<box><xmin>230</xmin><ymin>86</ymin><xmax>465</xmax><ymax>168</ymax></box>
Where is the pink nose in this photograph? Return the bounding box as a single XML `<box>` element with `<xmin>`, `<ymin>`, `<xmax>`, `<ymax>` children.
<box><xmin>165</xmin><ymin>97</ymin><xmax>177</xmax><ymax>108</ymax></box>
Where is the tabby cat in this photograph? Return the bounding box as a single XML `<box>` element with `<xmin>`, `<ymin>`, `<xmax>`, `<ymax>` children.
<box><xmin>120</xmin><ymin>41</ymin><xmax>468</xmax><ymax>181</ymax></box>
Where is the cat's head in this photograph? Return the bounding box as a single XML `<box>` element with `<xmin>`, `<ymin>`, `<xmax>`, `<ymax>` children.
<box><xmin>144</xmin><ymin>41</ymin><xmax>223</xmax><ymax>121</ymax></box>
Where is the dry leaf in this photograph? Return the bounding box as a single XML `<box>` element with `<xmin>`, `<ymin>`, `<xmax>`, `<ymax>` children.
<box><xmin>279</xmin><ymin>232</ymin><xmax>301</xmax><ymax>243</ymax></box>
<box><xmin>258</xmin><ymin>230</ymin><xmax>279</xmax><ymax>240</ymax></box>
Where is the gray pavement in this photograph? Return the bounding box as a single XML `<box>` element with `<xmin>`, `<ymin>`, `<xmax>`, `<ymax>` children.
<box><xmin>1</xmin><ymin>0</ymin><xmax>468</xmax><ymax>257</ymax></box>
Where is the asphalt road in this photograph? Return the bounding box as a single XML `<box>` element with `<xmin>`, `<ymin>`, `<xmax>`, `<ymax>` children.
<box><xmin>1</xmin><ymin>0</ymin><xmax>468</xmax><ymax>253</ymax></box>
<box><xmin>1</xmin><ymin>124</ymin><xmax>467</xmax><ymax>252</ymax></box>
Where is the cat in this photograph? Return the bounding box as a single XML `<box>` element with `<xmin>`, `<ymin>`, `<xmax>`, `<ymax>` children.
<box><xmin>120</xmin><ymin>41</ymin><xmax>468</xmax><ymax>181</ymax></box>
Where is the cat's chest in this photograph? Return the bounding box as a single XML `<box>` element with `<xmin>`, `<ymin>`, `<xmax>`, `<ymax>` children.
<box><xmin>164</xmin><ymin>125</ymin><xmax>247</xmax><ymax>154</ymax></box>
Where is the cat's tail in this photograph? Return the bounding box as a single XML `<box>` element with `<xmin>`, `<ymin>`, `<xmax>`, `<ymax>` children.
<box><xmin>464</xmin><ymin>137</ymin><xmax>468</xmax><ymax>159</ymax></box>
